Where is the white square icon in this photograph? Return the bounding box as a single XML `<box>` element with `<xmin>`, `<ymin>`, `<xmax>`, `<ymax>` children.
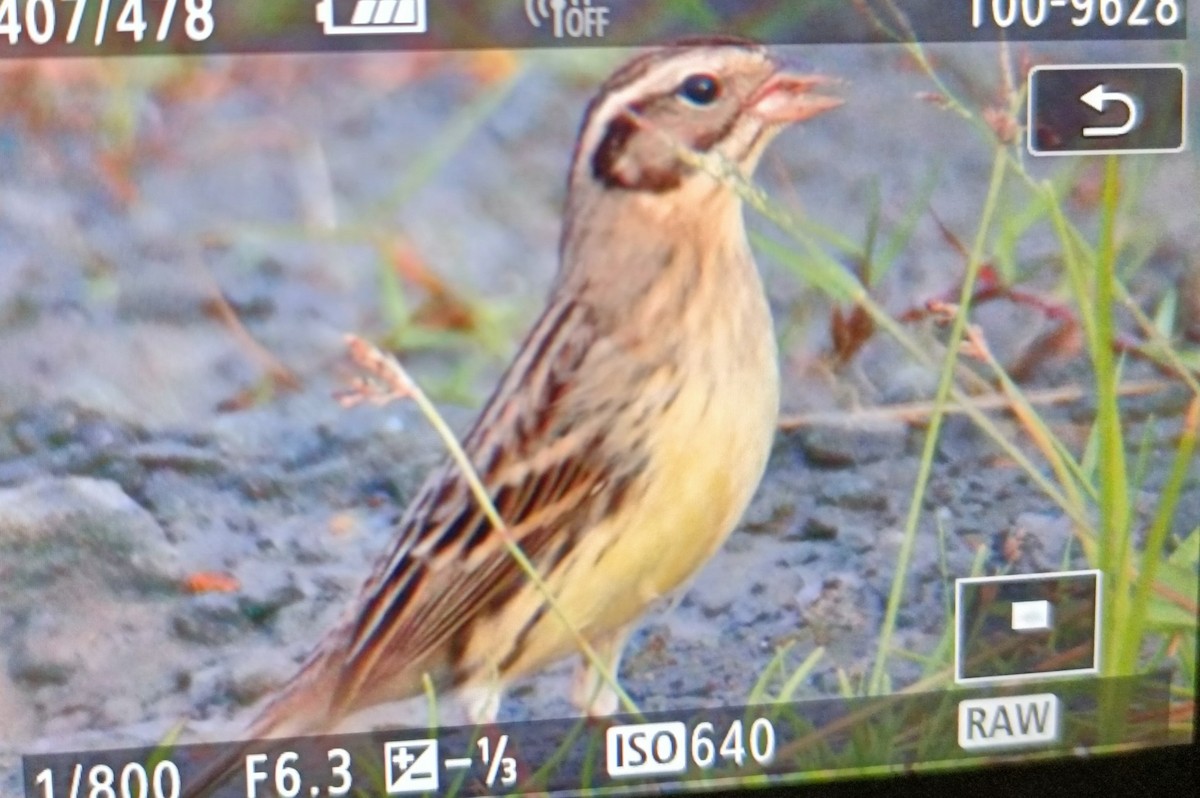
<box><xmin>1011</xmin><ymin>600</ymin><xmax>1052</xmax><ymax>631</ymax></box>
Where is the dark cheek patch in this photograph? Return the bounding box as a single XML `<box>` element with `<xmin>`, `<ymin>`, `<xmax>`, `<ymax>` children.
<box><xmin>590</xmin><ymin>113</ymin><xmax>683</xmax><ymax>193</ymax></box>
<box><xmin>590</xmin><ymin>113</ymin><xmax>637</xmax><ymax>185</ymax></box>
<box><xmin>590</xmin><ymin>96</ymin><xmax>743</xmax><ymax>193</ymax></box>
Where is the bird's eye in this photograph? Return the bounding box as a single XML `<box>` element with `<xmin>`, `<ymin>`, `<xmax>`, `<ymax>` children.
<box><xmin>679</xmin><ymin>74</ymin><xmax>720</xmax><ymax>106</ymax></box>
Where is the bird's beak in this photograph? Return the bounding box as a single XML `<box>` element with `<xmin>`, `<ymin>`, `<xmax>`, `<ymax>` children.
<box><xmin>747</xmin><ymin>72</ymin><xmax>843</xmax><ymax>124</ymax></box>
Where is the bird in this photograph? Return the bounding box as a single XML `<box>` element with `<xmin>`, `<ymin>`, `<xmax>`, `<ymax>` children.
<box><xmin>182</xmin><ymin>39</ymin><xmax>840</xmax><ymax>795</ymax></box>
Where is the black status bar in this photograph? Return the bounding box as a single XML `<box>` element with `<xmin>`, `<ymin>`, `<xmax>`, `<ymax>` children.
<box><xmin>22</xmin><ymin>675</ymin><xmax>1171</xmax><ymax>798</ymax></box>
<box><xmin>0</xmin><ymin>0</ymin><xmax>1188</xmax><ymax>60</ymax></box>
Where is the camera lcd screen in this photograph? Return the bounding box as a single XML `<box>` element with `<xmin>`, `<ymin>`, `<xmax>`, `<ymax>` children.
<box><xmin>1</xmin><ymin>2</ymin><xmax>1196</xmax><ymax>797</ymax></box>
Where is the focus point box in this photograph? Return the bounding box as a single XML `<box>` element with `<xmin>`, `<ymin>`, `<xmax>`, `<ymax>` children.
<box><xmin>955</xmin><ymin>570</ymin><xmax>1101</xmax><ymax>685</ymax></box>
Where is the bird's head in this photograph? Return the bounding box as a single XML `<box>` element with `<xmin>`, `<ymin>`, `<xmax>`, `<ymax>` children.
<box><xmin>569</xmin><ymin>40</ymin><xmax>842</xmax><ymax>197</ymax></box>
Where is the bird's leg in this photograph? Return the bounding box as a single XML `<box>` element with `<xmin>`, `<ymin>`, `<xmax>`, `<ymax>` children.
<box><xmin>465</xmin><ymin>687</ymin><xmax>503</xmax><ymax>724</ymax></box>
<box><xmin>462</xmin><ymin>665</ymin><xmax>507</xmax><ymax>725</ymax></box>
<box><xmin>572</xmin><ymin>626</ymin><xmax>633</xmax><ymax>716</ymax></box>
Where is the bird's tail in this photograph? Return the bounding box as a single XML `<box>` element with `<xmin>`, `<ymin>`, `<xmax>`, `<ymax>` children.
<box><xmin>180</xmin><ymin>650</ymin><xmax>341</xmax><ymax>798</ymax></box>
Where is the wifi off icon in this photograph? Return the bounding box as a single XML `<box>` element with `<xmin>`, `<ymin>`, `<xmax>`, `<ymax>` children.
<box><xmin>525</xmin><ymin>0</ymin><xmax>612</xmax><ymax>39</ymax></box>
<box><xmin>316</xmin><ymin>0</ymin><xmax>428</xmax><ymax>35</ymax></box>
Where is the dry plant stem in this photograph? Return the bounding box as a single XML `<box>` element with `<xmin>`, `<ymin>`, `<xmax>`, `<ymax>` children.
<box><xmin>998</xmin><ymin>38</ymin><xmax>1016</xmax><ymax>109</ymax></box>
<box><xmin>341</xmin><ymin>335</ymin><xmax>641</xmax><ymax>716</ymax></box>
<box><xmin>197</xmin><ymin>256</ymin><xmax>300</xmax><ymax>390</ymax></box>
<box><xmin>961</xmin><ymin>326</ymin><xmax>1097</xmax><ymax>547</ymax></box>
<box><xmin>778</xmin><ymin>379</ymin><xmax>1175</xmax><ymax>430</ymax></box>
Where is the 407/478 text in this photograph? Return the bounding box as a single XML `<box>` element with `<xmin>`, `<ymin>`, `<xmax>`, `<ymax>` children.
<box><xmin>972</xmin><ymin>0</ymin><xmax>1182</xmax><ymax>29</ymax></box>
<box><xmin>0</xmin><ymin>0</ymin><xmax>214</xmax><ymax>46</ymax></box>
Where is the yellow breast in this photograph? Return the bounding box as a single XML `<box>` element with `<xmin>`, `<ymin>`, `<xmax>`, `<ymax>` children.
<box><xmin>611</xmin><ymin>262</ymin><xmax>778</xmax><ymax>600</ymax></box>
<box><xmin>549</xmin><ymin>238</ymin><xmax>779</xmax><ymax>636</ymax></box>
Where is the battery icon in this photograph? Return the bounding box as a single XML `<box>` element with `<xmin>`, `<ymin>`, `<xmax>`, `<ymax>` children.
<box><xmin>315</xmin><ymin>0</ymin><xmax>428</xmax><ymax>35</ymax></box>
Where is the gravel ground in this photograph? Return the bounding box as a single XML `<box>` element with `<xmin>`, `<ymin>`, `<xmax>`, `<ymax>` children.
<box><xmin>1</xmin><ymin>40</ymin><xmax>1197</xmax><ymax>795</ymax></box>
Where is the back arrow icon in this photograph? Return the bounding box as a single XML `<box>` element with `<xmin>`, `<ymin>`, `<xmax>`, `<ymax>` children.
<box><xmin>1079</xmin><ymin>84</ymin><xmax>1140</xmax><ymax>138</ymax></box>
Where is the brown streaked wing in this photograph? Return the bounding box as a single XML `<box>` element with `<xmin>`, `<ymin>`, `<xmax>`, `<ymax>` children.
<box><xmin>359</xmin><ymin>443</ymin><xmax>600</xmax><ymax>661</ymax></box>
<box><xmin>330</xmin><ymin>295</ymin><xmax>633</xmax><ymax>705</ymax></box>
